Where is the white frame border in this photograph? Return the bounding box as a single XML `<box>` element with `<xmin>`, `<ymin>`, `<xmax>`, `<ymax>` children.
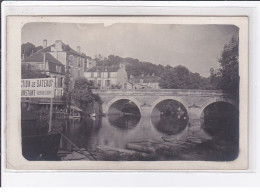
<box><xmin>1</xmin><ymin>1</ymin><xmax>259</xmax><ymax>187</ymax></box>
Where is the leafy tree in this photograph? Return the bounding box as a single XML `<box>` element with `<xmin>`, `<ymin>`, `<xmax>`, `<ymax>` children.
<box><xmin>209</xmin><ymin>36</ymin><xmax>239</xmax><ymax>94</ymax></box>
<box><xmin>107</xmin><ymin>55</ymin><xmax>122</xmax><ymax>66</ymax></box>
<box><xmin>21</xmin><ymin>42</ymin><xmax>43</xmax><ymax>58</ymax></box>
<box><xmin>71</xmin><ymin>77</ymin><xmax>95</xmax><ymax>111</ymax></box>
<box><xmin>209</xmin><ymin>68</ymin><xmax>221</xmax><ymax>89</ymax></box>
<box><xmin>218</xmin><ymin>36</ymin><xmax>239</xmax><ymax>94</ymax></box>
<box><xmin>158</xmin><ymin>65</ymin><xmax>214</xmax><ymax>90</ymax></box>
<box><xmin>159</xmin><ymin>66</ymin><xmax>192</xmax><ymax>89</ymax></box>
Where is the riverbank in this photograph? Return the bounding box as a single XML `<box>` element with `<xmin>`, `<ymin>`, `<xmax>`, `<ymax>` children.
<box><xmin>56</xmin><ymin>136</ymin><xmax>238</xmax><ymax>161</ymax></box>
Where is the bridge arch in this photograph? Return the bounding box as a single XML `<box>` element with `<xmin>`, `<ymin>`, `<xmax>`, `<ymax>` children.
<box><xmin>199</xmin><ymin>97</ymin><xmax>238</xmax><ymax>117</ymax></box>
<box><xmin>103</xmin><ymin>97</ymin><xmax>142</xmax><ymax>115</ymax></box>
<box><xmin>150</xmin><ymin>96</ymin><xmax>190</xmax><ymax>116</ymax></box>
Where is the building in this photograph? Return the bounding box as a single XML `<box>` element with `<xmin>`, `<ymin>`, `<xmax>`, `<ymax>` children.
<box><xmin>127</xmin><ymin>74</ymin><xmax>160</xmax><ymax>89</ymax></box>
<box><xmin>84</xmin><ymin>63</ymin><xmax>128</xmax><ymax>89</ymax></box>
<box><xmin>22</xmin><ymin>40</ymin><xmax>88</xmax><ymax>96</ymax></box>
<box><xmin>84</xmin><ymin>57</ymin><xmax>97</xmax><ymax>71</ymax></box>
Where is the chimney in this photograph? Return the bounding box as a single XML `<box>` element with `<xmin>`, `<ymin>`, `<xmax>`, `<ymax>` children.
<box><xmin>76</xmin><ymin>46</ymin><xmax>81</xmax><ymax>53</ymax></box>
<box><xmin>55</xmin><ymin>40</ymin><xmax>63</xmax><ymax>51</ymax></box>
<box><xmin>43</xmin><ymin>39</ymin><xmax>47</xmax><ymax>48</ymax></box>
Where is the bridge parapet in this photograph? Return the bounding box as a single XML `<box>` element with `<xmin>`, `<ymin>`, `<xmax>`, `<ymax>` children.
<box><xmin>93</xmin><ymin>89</ymin><xmax>234</xmax><ymax>97</ymax></box>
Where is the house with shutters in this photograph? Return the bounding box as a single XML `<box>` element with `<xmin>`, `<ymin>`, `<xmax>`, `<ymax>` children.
<box><xmin>84</xmin><ymin>63</ymin><xmax>128</xmax><ymax>89</ymax></box>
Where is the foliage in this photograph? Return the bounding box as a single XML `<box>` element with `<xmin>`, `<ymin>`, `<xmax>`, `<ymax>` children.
<box><xmin>218</xmin><ymin>36</ymin><xmax>239</xmax><ymax>93</ymax></box>
<box><xmin>21</xmin><ymin>65</ymin><xmax>49</xmax><ymax>79</ymax></box>
<box><xmin>94</xmin><ymin>54</ymin><xmax>165</xmax><ymax>78</ymax></box>
<box><xmin>21</xmin><ymin>42</ymin><xmax>43</xmax><ymax>58</ymax></box>
<box><xmin>209</xmin><ymin>68</ymin><xmax>221</xmax><ymax>89</ymax></box>
<box><xmin>210</xmin><ymin>36</ymin><xmax>239</xmax><ymax>94</ymax></box>
<box><xmin>159</xmin><ymin>65</ymin><xmax>212</xmax><ymax>90</ymax></box>
<box><xmin>71</xmin><ymin>77</ymin><xmax>96</xmax><ymax>111</ymax></box>
<box><xmin>93</xmin><ymin>54</ymin><xmax>214</xmax><ymax>90</ymax></box>
<box><xmin>110</xmin><ymin>83</ymin><xmax>122</xmax><ymax>89</ymax></box>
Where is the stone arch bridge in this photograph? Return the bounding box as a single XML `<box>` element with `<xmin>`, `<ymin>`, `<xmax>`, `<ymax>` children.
<box><xmin>93</xmin><ymin>89</ymin><xmax>238</xmax><ymax>120</ymax></box>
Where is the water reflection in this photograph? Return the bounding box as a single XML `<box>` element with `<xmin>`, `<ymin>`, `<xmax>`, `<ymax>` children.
<box><xmin>151</xmin><ymin>115</ymin><xmax>188</xmax><ymax>135</ymax></box>
<box><xmin>202</xmin><ymin>102</ymin><xmax>239</xmax><ymax>140</ymax></box>
<box><xmin>22</xmin><ymin>101</ymin><xmax>239</xmax><ymax>161</ymax></box>
<box><xmin>60</xmin><ymin>117</ymin><xmax>102</xmax><ymax>150</ymax></box>
<box><xmin>151</xmin><ymin>99</ymin><xmax>189</xmax><ymax>135</ymax></box>
<box><xmin>201</xmin><ymin>102</ymin><xmax>239</xmax><ymax>161</ymax></box>
<box><xmin>108</xmin><ymin>114</ymin><xmax>141</xmax><ymax>130</ymax></box>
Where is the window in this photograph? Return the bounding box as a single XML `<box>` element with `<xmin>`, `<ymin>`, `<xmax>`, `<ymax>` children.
<box><xmin>108</xmin><ymin>72</ymin><xmax>111</xmax><ymax>78</ymax></box>
<box><xmin>78</xmin><ymin>57</ymin><xmax>81</xmax><ymax>67</ymax></box>
<box><xmin>55</xmin><ymin>77</ymin><xmax>58</xmax><ymax>87</ymax></box>
<box><xmin>56</xmin><ymin>66</ymin><xmax>61</xmax><ymax>73</ymax></box>
<box><xmin>60</xmin><ymin>77</ymin><xmax>63</xmax><ymax>88</ymax></box>
<box><xmin>91</xmin><ymin>72</ymin><xmax>94</xmax><ymax>78</ymax></box>
<box><xmin>105</xmin><ymin>80</ymin><xmax>110</xmax><ymax>87</ymax></box>
<box><xmin>98</xmin><ymin>72</ymin><xmax>101</xmax><ymax>78</ymax></box>
<box><xmin>98</xmin><ymin>80</ymin><xmax>101</xmax><ymax>87</ymax></box>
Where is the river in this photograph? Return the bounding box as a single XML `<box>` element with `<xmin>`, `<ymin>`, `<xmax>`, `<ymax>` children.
<box><xmin>22</xmin><ymin>111</ymin><xmax>239</xmax><ymax>161</ymax></box>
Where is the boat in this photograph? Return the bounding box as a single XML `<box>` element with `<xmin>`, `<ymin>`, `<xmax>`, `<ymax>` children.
<box><xmin>90</xmin><ymin>113</ymin><xmax>97</xmax><ymax>118</ymax></box>
<box><xmin>90</xmin><ymin>109</ymin><xmax>98</xmax><ymax>118</ymax></box>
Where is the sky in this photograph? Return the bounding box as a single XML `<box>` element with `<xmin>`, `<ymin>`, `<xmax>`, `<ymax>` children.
<box><xmin>22</xmin><ymin>22</ymin><xmax>238</xmax><ymax>77</ymax></box>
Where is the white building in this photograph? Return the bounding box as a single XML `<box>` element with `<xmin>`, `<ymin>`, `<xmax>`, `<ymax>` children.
<box><xmin>84</xmin><ymin>63</ymin><xmax>128</xmax><ymax>89</ymax></box>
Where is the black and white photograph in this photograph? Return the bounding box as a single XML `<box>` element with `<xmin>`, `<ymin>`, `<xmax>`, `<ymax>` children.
<box><xmin>20</xmin><ymin>19</ymin><xmax>242</xmax><ymax>162</ymax></box>
<box><xmin>5</xmin><ymin>16</ymin><xmax>248</xmax><ymax>170</ymax></box>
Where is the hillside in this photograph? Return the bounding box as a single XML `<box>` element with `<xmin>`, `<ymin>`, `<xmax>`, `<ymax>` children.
<box><xmin>95</xmin><ymin>55</ymin><xmax>214</xmax><ymax>90</ymax></box>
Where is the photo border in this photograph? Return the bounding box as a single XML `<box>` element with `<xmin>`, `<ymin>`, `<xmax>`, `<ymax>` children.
<box><xmin>2</xmin><ymin>1</ymin><xmax>259</xmax><ymax>187</ymax></box>
<box><xmin>5</xmin><ymin>16</ymin><xmax>248</xmax><ymax>171</ymax></box>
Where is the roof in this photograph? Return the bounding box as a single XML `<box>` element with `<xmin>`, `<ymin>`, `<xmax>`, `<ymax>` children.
<box><xmin>23</xmin><ymin>52</ymin><xmax>64</xmax><ymax>65</ymax></box>
<box><xmin>86</xmin><ymin>66</ymin><xmax>120</xmax><ymax>72</ymax></box>
<box><xmin>67</xmin><ymin>47</ymin><xmax>86</xmax><ymax>58</ymax></box>
<box><xmin>22</xmin><ymin>41</ymin><xmax>87</xmax><ymax>64</ymax></box>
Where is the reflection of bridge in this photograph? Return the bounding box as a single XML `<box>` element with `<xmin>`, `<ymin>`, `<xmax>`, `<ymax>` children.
<box><xmin>93</xmin><ymin>89</ymin><xmax>238</xmax><ymax>135</ymax></box>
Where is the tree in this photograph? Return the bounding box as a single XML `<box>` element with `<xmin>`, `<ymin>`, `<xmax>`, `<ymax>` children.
<box><xmin>209</xmin><ymin>67</ymin><xmax>221</xmax><ymax>89</ymax></box>
<box><xmin>21</xmin><ymin>42</ymin><xmax>43</xmax><ymax>58</ymax></box>
<box><xmin>209</xmin><ymin>36</ymin><xmax>239</xmax><ymax>94</ymax></box>
<box><xmin>71</xmin><ymin>77</ymin><xmax>95</xmax><ymax>111</ymax></box>
<box><xmin>159</xmin><ymin>66</ymin><xmax>192</xmax><ymax>89</ymax></box>
<box><xmin>218</xmin><ymin>36</ymin><xmax>239</xmax><ymax>94</ymax></box>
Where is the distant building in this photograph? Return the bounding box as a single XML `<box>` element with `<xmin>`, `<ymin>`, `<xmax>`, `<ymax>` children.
<box><xmin>127</xmin><ymin>74</ymin><xmax>160</xmax><ymax>89</ymax></box>
<box><xmin>22</xmin><ymin>40</ymin><xmax>89</xmax><ymax>96</ymax></box>
<box><xmin>84</xmin><ymin>57</ymin><xmax>97</xmax><ymax>71</ymax></box>
<box><xmin>84</xmin><ymin>63</ymin><xmax>128</xmax><ymax>89</ymax></box>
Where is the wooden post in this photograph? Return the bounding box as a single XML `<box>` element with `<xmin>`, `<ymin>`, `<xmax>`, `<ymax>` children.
<box><xmin>48</xmin><ymin>97</ymin><xmax>53</xmax><ymax>133</ymax></box>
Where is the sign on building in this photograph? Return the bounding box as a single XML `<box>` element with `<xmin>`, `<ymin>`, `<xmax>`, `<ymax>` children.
<box><xmin>21</xmin><ymin>78</ymin><xmax>55</xmax><ymax>98</ymax></box>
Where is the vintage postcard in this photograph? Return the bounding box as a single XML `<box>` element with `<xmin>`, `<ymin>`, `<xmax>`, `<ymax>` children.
<box><xmin>5</xmin><ymin>16</ymin><xmax>248</xmax><ymax>170</ymax></box>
